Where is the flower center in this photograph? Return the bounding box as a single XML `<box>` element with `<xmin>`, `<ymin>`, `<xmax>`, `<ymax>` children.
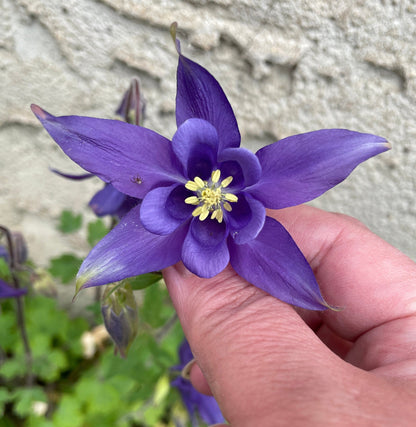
<box><xmin>184</xmin><ymin>169</ymin><xmax>238</xmax><ymax>223</ymax></box>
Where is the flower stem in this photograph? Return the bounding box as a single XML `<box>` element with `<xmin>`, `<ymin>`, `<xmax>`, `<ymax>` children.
<box><xmin>0</xmin><ymin>225</ymin><xmax>34</xmax><ymax>385</ymax></box>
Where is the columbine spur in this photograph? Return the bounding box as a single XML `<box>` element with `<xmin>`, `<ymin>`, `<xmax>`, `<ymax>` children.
<box><xmin>31</xmin><ymin>24</ymin><xmax>390</xmax><ymax>310</ymax></box>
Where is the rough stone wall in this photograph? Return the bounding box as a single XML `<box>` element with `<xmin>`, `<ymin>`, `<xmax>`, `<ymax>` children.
<box><xmin>1</xmin><ymin>0</ymin><xmax>416</xmax><ymax>264</ymax></box>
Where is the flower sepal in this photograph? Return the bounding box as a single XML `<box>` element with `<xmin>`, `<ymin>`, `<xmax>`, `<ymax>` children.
<box><xmin>101</xmin><ymin>281</ymin><xmax>138</xmax><ymax>358</ymax></box>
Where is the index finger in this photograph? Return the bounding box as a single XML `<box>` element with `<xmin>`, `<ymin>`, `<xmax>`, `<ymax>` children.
<box><xmin>270</xmin><ymin>205</ymin><xmax>416</xmax><ymax>341</ymax></box>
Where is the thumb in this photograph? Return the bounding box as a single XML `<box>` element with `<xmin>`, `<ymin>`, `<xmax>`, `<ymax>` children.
<box><xmin>164</xmin><ymin>262</ymin><xmax>342</xmax><ymax>425</ymax></box>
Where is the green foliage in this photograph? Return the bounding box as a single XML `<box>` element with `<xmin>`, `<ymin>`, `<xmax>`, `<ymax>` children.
<box><xmin>128</xmin><ymin>272</ymin><xmax>163</xmax><ymax>290</ymax></box>
<box><xmin>57</xmin><ymin>210</ymin><xmax>83</xmax><ymax>233</ymax></box>
<box><xmin>0</xmin><ymin>257</ymin><xmax>12</xmax><ymax>282</ymax></box>
<box><xmin>0</xmin><ymin>205</ymin><xmax>199</xmax><ymax>426</ymax></box>
<box><xmin>140</xmin><ymin>281</ymin><xmax>174</xmax><ymax>328</ymax></box>
<box><xmin>87</xmin><ymin>219</ymin><xmax>108</xmax><ymax>247</ymax></box>
<box><xmin>0</xmin><ymin>278</ymin><xmax>191</xmax><ymax>426</ymax></box>
<box><xmin>48</xmin><ymin>254</ymin><xmax>83</xmax><ymax>284</ymax></box>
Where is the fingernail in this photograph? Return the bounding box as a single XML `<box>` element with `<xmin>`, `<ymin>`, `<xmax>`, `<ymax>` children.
<box><xmin>181</xmin><ymin>357</ymin><xmax>196</xmax><ymax>380</ymax></box>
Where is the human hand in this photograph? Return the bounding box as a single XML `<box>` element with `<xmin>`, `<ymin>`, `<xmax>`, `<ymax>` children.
<box><xmin>164</xmin><ymin>205</ymin><xmax>416</xmax><ymax>426</ymax></box>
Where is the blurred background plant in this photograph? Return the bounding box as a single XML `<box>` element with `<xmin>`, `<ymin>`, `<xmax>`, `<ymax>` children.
<box><xmin>0</xmin><ymin>79</ymin><xmax>223</xmax><ymax>427</ymax></box>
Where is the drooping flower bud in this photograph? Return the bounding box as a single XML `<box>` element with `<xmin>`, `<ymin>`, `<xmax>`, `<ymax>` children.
<box><xmin>101</xmin><ymin>282</ymin><xmax>138</xmax><ymax>357</ymax></box>
<box><xmin>115</xmin><ymin>77</ymin><xmax>146</xmax><ymax>126</ymax></box>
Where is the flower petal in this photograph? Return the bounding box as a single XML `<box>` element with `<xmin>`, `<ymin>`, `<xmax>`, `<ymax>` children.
<box><xmin>175</xmin><ymin>52</ymin><xmax>241</xmax><ymax>152</ymax></box>
<box><xmin>76</xmin><ymin>204</ymin><xmax>188</xmax><ymax>290</ymax></box>
<box><xmin>172</xmin><ymin>119</ymin><xmax>219</xmax><ymax>180</ymax></box>
<box><xmin>31</xmin><ymin>105</ymin><xmax>181</xmax><ymax>199</ymax></box>
<box><xmin>89</xmin><ymin>184</ymin><xmax>127</xmax><ymax>217</ymax></box>
<box><xmin>218</xmin><ymin>147</ymin><xmax>262</xmax><ymax>189</ymax></box>
<box><xmin>229</xmin><ymin>217</ymin><xmax>329</xmax><ymax>310</ymax></box>
<box><xmin>140</xmin><ymin>184</ymin><xmax>192</xmax><ymax>235</ymax></box>
<box><xmin>181</xmin><ymin>219</ymin><xmax>229</xmax><ymax>278</ymax></box>
<box><xmin>51</xmin><ymin>168</ymin><xmax>94</xmax><ymax>180</ymax></box>
<box><xmin>0</xmin><ymin>279</ymin><xmax>26</xmax><ymax>299</ymax></box>
<box><xmin>248</xmin><ymin>129</ymin><xmax>391</xmax><ymax>209</ymax></box>
<box><xmin>227</xmin><ymin>193</ymin><xmax>266</xmax><ymax>245</ymax></box>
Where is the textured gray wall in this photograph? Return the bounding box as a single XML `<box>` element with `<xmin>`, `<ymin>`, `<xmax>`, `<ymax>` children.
<box><xmin>1</xmin><ymin>0</ymin><xmax>416</xmax><ymax>265</ymax></box>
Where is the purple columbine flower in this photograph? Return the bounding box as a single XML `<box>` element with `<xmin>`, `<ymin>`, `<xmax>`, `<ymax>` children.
<box><xmin>172</xmin><ymin>339</ymin><xmax>224</xmax><ymax>426</ymax></box>
<box><xmin>51</xmin><ymin>78</ymin><xmax>144</xmax><ymax>218</ymax></box>
<box><xmin>31</xmin><ymin>25</ymin><xmax>390</xmax><ymax>310</ymax></box>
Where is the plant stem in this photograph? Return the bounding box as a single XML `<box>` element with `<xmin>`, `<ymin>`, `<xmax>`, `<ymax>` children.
<box><xmin>0</xmin><ymin>226</ymin><xmax>34</xmax><ymax>385</ymax></box>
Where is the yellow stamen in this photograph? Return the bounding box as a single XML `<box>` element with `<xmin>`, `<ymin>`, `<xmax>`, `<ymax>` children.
<box><xmin>185</xmin><ymin>196</ymin><xmax>199</xmax><ymax>205</ymax></box>
<box><xmin>216</xmin><ymin>209</ymin><xmax>223</xmax><ymax>223</ymax></box>
<box><xmin>192</xmin><ymin>206</ymin><xmax>203</xmax><ymax>217</ymax></box>
<box><xmin>185</xmin><ymin>181</ymin><xmax>199</xmax><ymax>191</ymax></box>
<box><xmin>211</xmin><ymin>169</ymin><xmax>221</xmax><ymax>184</ymax></box>
<box><xmin>194</xmin><ymin>177</ymin><xmax>205</xmax><ymax>188</ymax></box>
<box><xmin>224</xmin><ymin>193</ymin><xmax>238</xmax><ymax>203</ymax></box>
<box><xmin>221</xmin><ymin>176</ymin><xmax>233</xmax><ymax>188</ymax></box>
<box><xmin>199</xmin><ymin>210</ymin><xmax>209</xmax><ymax>221</ymax></box>
<box><xmin>223</xmin><ymin>202</ymin><xmax>232</xmax><ymax>212</ymax></box>
<box><xmin>185</xmin><ymin>171</ymin><xmax>237</xmax><ymax>223</ymax></box>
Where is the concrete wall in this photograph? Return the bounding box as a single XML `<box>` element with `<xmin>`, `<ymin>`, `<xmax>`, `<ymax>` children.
<box><xmin>1</xmin><ymin>0</ymin><xmax>416</xmax><ymax>265</ymax></box>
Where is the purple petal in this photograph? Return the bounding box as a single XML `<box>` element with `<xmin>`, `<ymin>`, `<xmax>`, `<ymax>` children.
<box><xmin>31</xmin><ymin>105</ymin><xmax>181</xmax><ymax>199</ymax></box>
<box><xmin>0</xmin><ymin>279</ymin><xmax>26</xmax><ymax>299</ymax></box>
<box><xmin>175</xmin><ymin>52</ymin><xmax>241</xmax><ymax>152</ymax></box>
<box><xmin>218</xmin><ymin>147</ymin><xmax>262</xmax><ymax>189</ymax></box>
<box><xmin>248</xmin><ymin>129</ymin><xmax>390</xmax><ymax>209</ymax></box>
<box><xmin>140</xmin><ymin>184</ymin><xmax>192</xmax><ymax>235</ymax></box>
<box><xmin>113</xmin><ymin>196</ymin><xmax>140</xmax><ymax>219</ymax></box>
<box><xmin>172</xmin><ymin>376</ymin><xmax>225</xmax><ymax>426</ymax></box>
<box><xmin>227</xmin><ymin>193</ymin><xmax>266</xmax><ymax>245</ymax></box>
<box><xmin>229</xmin><ymin>217</ymin><xmax>329</xmax><ymax>310</ymax></box>
<box><xmin>76</xmin><ymin>204</ymin><xmax>188</xmax><ymax>289</ymax></box>
<box><xmin>89</xmin><ymin>184</ymin><xmax>127</xmax><ymax>217</ymax></box>
<box><xmin>172</xmin><ymin>119</ymin><xmax>219</xmax><ymax>180</ymax></box>
<box><xmin>51</xmin><ymin>168</ymin><xmax>94</xmax><ymax>180</ymax></box>
<box><xmin>182</xmin><ymin>219</ymin><xmax>229</xmax><ymax>278</ymax></box>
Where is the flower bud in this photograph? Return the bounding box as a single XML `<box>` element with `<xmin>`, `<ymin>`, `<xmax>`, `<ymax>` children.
<box><xmin>115</xmin><ymin>77</ymin><xmax>146</xmax><ymax>126</ymax></box>
<box><xmin>101</xmin><ymin>282</ymin><xmax>138</xmax><ymax>357</ymax></box>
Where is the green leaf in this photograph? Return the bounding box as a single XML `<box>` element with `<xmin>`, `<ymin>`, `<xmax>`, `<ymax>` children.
<box><xmin>87</xmin><ymin>219</ymin><xmax>108</xmax><ymax>247</ymax></box>
<box><xmin>0</xmin><ymin>357</ymin><xmax>27</xmax><ymax>380</ymax></box>
<box><xmin>0</xmin><ymin>387</ymin><xmax>11</xmax><ymax>416</ymax></box>
<box><xmin>140</xmin><ymin>282</ymin><xmax>174</xmax><ymax>328</ymax></box>
<box><xmin>128</xmin><ymin>272</ymin><xmax>162</xmax><ymax>290</ymax></box>
<box><xmin>57</xmin><ymin>210</ymin><xmax>82</xmax><ymax>233</ymax></box>
<box><xmin>52</xmin><ymin>395</ymin><xmax>83</xmax><ymax>427</ymax></box>
<box><xmin>10</xmin><ymin>387</ymin><xmax>47</xmax><ymax>418</ymax></box>
<box><xmin>48</xmin><ymin>254</ymin><xmax>83</xmax><ymax>284</ymax></box>
<box><xmin>0</xmin><ymin>258</ymin><xmax>12</xmax><ymax>282</ymax></box>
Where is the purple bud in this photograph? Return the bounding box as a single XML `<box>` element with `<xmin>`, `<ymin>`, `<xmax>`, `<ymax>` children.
<box><xmin>115</xmin><ymin>77</ymin><xmax>146</xmax><ymax>126</ymax></box>
<box><xmin>101</xmin><ymin>282</ymin><xmax>138</xmax><ymax>357</ymax></box>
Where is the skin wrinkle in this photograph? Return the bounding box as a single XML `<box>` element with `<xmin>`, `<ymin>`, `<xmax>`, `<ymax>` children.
<box><xmin>164</xmin><ymin>205</ymin><xmax>416</xmax><ymax>425</ymax></box>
